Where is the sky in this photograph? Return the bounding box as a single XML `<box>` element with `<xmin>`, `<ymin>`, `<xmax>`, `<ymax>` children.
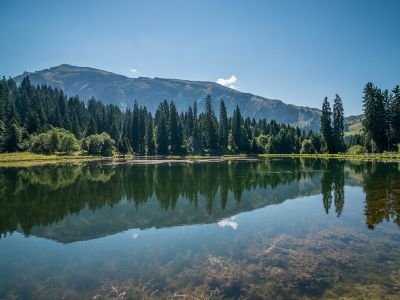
<box><xmin>1</xmin><ymin>0</ymin><xmax>399</xmax><ymax>115</ymax></box>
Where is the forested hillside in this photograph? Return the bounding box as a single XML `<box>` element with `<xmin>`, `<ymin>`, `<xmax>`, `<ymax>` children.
<box><xmin>0</xmin><ymin>77</ymin><xmax>323</xmax><ymax>156</ymax></box>
<box><xmin>13</xmin><ymin>64</ymin><xmax>322</xmax><ymax>131</ymax></box>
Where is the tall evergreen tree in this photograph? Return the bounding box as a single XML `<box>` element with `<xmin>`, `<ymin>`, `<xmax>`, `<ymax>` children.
<box><xmin>231</xmin><ymin>105</ymin><xmax>244</xmax><ymax>151</ymax></box>
<box><xmin>203</xmin><ymin>95</ymin><xmax>218</xmax><ymax>150</ymax></box>
<box><xmin>391</xmin><ymin>85</ymin><xmax>400</xmax><ymax>146</ymax></box>
<box><xmin>4</xmin><ymin>123</ymin><xmax>22</xmax><ymax>152</ymax></box>
<box><xmin>169</xmin><ymin>101</ymin><xmax>181</xmax><ymax>152</ymax></box>
<box><xmin>219</xmin><ymin>99</ymin><xmax>229</xmax><ymax>151</ymax></box>
<box><xmin>156</xmin><ymin>114</ymin><xmax>168</xmax><ymax>154</ymax></box>
<box><xmin>362</xmin><ymin>82</ymin><xmax>387</xmax><ymax>152</ymax></box>
<box><xmin>320</xmin><ymin>97</ymin><xmax>334</xmax><ymax>153</ymax></box>
<box><xmin>332</xmin><ymin>94</ymin><xmax>345</xmax><ymax>153</ymax></box>
<box><xmin>145</xmin><ymin>113</ymin><xmax>155</xmax><ymax>155</ymax></box>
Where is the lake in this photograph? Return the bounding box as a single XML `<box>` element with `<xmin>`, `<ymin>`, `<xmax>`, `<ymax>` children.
<box><xmin>0</xmin><ymin>158</ymin><xmax>400</xmax><ymax>299</ymax></box>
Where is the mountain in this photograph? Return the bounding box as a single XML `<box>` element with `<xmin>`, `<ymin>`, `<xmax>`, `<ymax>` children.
<box><xmin>13</xmin><ymin>64</ymin><xmax>322</xmax><ymax>130</ymax></box>
<box><xmin>344</xmin><ymin>114</ymin><xmax>363</xmax><ymax>136</ymax></box>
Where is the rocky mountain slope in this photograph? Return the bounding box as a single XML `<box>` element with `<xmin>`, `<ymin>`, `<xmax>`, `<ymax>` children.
<box><xmin>14</xmin><ymin>64</ymin><xmax>322</xmax><ymax>130</ymax></box>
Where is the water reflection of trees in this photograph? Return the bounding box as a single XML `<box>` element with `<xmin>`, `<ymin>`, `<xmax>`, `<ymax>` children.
<box><xmin>1</xmin><ymin>159</ymin><xmax>400</xmax><ymax>237</ymax></box>
<box><xmin>360</xmin><ymin>162</ymin><xmax>400</xmax><ymax>229</ymax></box>
<box><xmin>0</xmin><ymin>159</ymin><xmax>319</xmax><ymax>237</ymax></box>
<box><xmin>331</xmin><ymin>160</ymin><xmax>400</xmax><ymax>229</ymax></box>
<box><xmin>320</xmin><ymin>160</ymin><xmax>345</xmax><ymax>216</ymax></box>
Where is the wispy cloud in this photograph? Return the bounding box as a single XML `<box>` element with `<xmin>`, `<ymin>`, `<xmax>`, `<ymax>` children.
<box><xmin>217</xmin><ymin>216</ymin><xmax>238</xmax><ymax>230</ymax></box>
<box><xmin>216</xmin><ymin>75</ymin><xmax>238</xmax><ymax>89</ymax></box>
<box><xmin>130</xmin><ymin>68</ymin><xmax>138</xmax><ymax>74</ymax></box>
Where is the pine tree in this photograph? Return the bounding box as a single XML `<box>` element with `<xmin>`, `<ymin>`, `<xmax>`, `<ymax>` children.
<box><xmin>185</xmin><ymin>106</ymin><xmax>194</xmax><ymax>139</ymax></box>
<box><xmin>145</xmin><ymin>113</ymin><xmax>155</xmax><ymax>155</ymax></box>
<box><xmin>169</xmin><ymin>101</ymin><xmax>181</xmax><ymax>152</ymax></box>
<box><xmin>204</xmin><ymin>95</ymin><xmax>218</xmax><ymax>150</ymax></box>
<box><xmin>156</xmin><ymin>114</ymin><xmax>168</xmax><ymax>154</ymax></box>
<box><xmin>86</xmin><ymin>116</ymin><xmax>98</xmax><ymax>136</ymax></box>
<box><xmin>231</xmin><ymin>105</ymin><xmax>243</xmax><ymax>151</ymax></box>
<box><xmin>391</xmin><ymin>85</ymin><xmax>400</xmax><ymax>146</ymax></box>
<box><xmin>219</xmin><ymin>99</ymin><xmax>229</xmax><ymax>151</ymax></box>
<box><xmin>332</xmin><ymin>94</ymin><xmax>345</xmax><ymax>153</ymax></box>
<box><xmin>0</xmin><ymin>120</ymin><xmax>5</xmax><ymax>151</ymax></box>
<box><xmin>4</xmin><ymin>122</ymin><xmax>22</xmax><ymax>152</ymax></box>
<box><xmin>131</xmin><ymin>102</ymin><xmax>140</xmax><ymax>153</ymax></box>
<box><xmin>118</xmin><ymin>136</ymin><xmax>132</xmax><ymax>155</ymax></box>
<box><xmin>320</xmin><ymin>97</ymin><xmax>333</xmax><ymax>153</ymax></box>
<box><xmin>362</xmin><ymin>83</ymin><xmax>387</xmax><ymax>152</ymax></box>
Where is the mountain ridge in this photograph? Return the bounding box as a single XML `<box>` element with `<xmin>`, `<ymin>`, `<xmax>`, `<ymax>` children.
<box><xmin>13</xmin><ymin>64</ymin><xmax>322</xmax><ymax>130</ymax></box>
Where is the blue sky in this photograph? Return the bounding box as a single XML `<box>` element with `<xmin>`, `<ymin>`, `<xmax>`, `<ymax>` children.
<box><xmin>1</xmin><ymin>0</ymin><xmax>399</xmax><ymax>115</ymax></box>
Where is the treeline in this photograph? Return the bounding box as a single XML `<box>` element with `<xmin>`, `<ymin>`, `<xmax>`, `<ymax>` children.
<box><xmin>320</xmin><ymin>83</ymin><xmax>400</xmax><ymax>154</ymax></box>
<box><xmin>362</xmin><ymin>83</ymin><xmax>400</xmax><ymax>152</ymax></box>
<box><xmin>0</xmin><ymin>77</ymin><xmax>323</xmax><ymax>155</ymax></box>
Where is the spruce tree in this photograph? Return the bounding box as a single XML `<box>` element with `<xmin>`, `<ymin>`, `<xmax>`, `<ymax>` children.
<box><xmin>219</xmin><ymin>99</ymin><xmax>229</xmax><ymax>151</ymax></box>
<box><xmin>320</xmin><ymin>97</ymin><xmax>333</xmax><ymax>153</ymax></box>
<box><xmin>204</xmin><ymin>95</ymin><xmax>218</xmax><ymax>150</ymax></box>
<box><xmin>4</xmin><ymin>123</ymin><xmax>22</xmax><ymax>152</ymax></box>
<box><xmin>0</xmin><ymin>120</ymin><xmax>5</xmax><ymax>151</ymax></box>
<box><xmin>332</xmin><ymin>94</ymin><xmax>345</xmax><ymax>153</ymax></box>
<box><xmin>156</xmin><ymin>114</ymin><xmax>168</xmax><ymax>154</ymax></box>
<box><xmin>118</xmin><ymin>136</ymin><xmax>132</xmax><ymax>155</ymax></box>
<box><xmin>231</xmin><ymin>105</ymin><xmax>243</xmax><ymax>151</ymax></box>
<box><xmin>169</xmin><ymin>101</ymin><xmax>181</xmax><ymax>152</ymax></box>
<box><xmin>145</xmin><ymin>113</ymin><xmax>155</xmax><ymax>155</ymax></box>
<box><xmin>362</xmin><ymin>83</ymin><xmax>387</xmax><ymax>152</ymax></box>
<box><xmin>391</xmin><ymin>85</ymin><xmax>400</xmax><ymax>146</ymax></box>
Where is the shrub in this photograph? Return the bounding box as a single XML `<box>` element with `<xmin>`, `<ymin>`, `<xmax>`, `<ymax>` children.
<box><xmin>256</xmin><ymin>134</ymin><xmax>269</xmax><ymax>153</ymax></box>
<box><xmin>59</xmin><ymin>134</ymin><xmax>80</xmax><ymax>154</ymax></box>
<box><xmin>29</xmin><ymin>128</ymin><xmax>79</xmax><ymax>155</ymax></box>
<box><xmin>87</xmin><ymin>135</ymin><xmax>102</xmax><ymax>155</ymax></box>
<box><xmin>346</xmin><ymin>145</ymin><xmax>366</xmax><ymax>155</ymax></box>
<box><xmin>85</xmin><ymin>132</ymin><xmax>115</xmax><ymax>156</ymax></box>
<box><xmin>300</xmin><ymin>139</ymin><xmax>315</xmax><ymax>154</ymax></box>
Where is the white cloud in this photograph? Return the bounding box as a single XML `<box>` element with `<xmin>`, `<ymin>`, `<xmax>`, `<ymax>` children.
<box><xmin>216</xmin><ymin>75</ymin><xmax>238</xmax><ymax>89</ymax></box>
<box><xmin>218</xmin><ymin>216</ymin><xmax>238</xmax><ymax>230</ymax></box>
<box><xmin>130</xmin><ymin>68</ymin><xmax>138</xmax><ymax>74</ymax></box>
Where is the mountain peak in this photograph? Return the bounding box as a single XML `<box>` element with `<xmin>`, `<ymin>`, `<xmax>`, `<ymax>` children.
<box><xmin>13</xmin><ymin>65</ymin><xmax>321</xmax><ymax>130</ymax></box>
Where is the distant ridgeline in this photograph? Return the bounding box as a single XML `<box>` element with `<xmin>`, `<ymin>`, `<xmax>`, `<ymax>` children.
<box><xmin>0</xmin><ymin>159</ymin><xmax>398</xmax><ymax>243</ymax></box>
<box><xmin>0</xmin><ymin>77</ymin><xmax>323</xmax><ymax>155</ymax></box>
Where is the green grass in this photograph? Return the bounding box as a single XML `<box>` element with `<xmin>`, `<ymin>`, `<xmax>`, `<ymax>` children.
<box><xmin>0</xmin><ymin>152</ymin><xmax>101</xmax><ymax>167</ymax></box>
<box><xmin>257</xmin><ymin>153</ymin><xmax>400</xmax><ymax>161</ymax></box>
<box><xmin>1</xmin><ymin>151</ymin><xmax>400</xmax><ymax>168</ymax></box>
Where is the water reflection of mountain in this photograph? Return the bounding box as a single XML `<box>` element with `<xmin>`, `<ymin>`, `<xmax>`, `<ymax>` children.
<box><xmin>0</xmin><ymin>159</ymin><xmax>399</xmax><ymax>243</ymax></box>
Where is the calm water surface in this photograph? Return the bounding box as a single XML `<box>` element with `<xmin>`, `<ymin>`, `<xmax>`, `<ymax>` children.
<box><xmin>0</xmin><ymin>158</ymin><xmax>400</xmax><ymax>299</ymax></box>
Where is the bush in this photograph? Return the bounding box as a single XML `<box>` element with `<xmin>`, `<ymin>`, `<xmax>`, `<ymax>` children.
<box><xmin>87</xmin><ymin>135</ymin><xmax>102</xmax><ymax>155</ymax></box>
<box><xmin>85</xmin><ymin>132</ymin><xmax>115</xmax><ymax>156</ymax></box>
<box><xmin>300</xmin><ymin>139</ymin><xmax>315</xmax><ymax>154</ymax></box>
<box><xmin>29</xmin><ymin>128</ymin><xmax>79</xmax><ymax>155</ymax></box>
<box><xmin>346</xmin><ymin>145</ymin><xmax>366</xmax><ymax>155</ymax></box>
<box><xmin>256</xmin><ymin>134</ymin><xmax>269</xmax><ymax>153</ymax></box>
<box><xmin>59</xmin><ymin>134</ymin><xmax>80</xmax><ymax>154</ymax></box>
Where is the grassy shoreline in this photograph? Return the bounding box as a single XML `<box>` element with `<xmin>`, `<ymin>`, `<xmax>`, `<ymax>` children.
<box><xmin>0</xmin><ymin>152</ymin><xmax>104</xmax><ymax>167</ymax></box>
<box><xmin>1</xmin><ymin>151</ymin><xmax>400</xmax><ymax>168</ymax></box>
